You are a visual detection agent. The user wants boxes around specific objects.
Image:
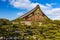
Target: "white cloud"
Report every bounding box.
[54,16,60,20]
[9,0,38,10]
[46,3,52,7]
[45,8,60,16]
[46,3,56,7]
[17,12,24,16]
[9,0,60,20]
[44,8,60,20]
[9,0,53,10]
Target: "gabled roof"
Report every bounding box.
[20,5,48,18]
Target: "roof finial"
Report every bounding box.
[36,5,40,8]
[37,5,39,6]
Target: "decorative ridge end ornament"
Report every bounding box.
[16,5,49,22]
[36,5,40,8]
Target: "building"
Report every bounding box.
[13,5,48,25]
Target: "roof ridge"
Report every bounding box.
[20,5,38,18]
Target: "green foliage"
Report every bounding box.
[0,18,60,40]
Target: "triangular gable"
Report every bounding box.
[19,5,48,21]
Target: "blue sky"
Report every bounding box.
[0,0,60,20]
